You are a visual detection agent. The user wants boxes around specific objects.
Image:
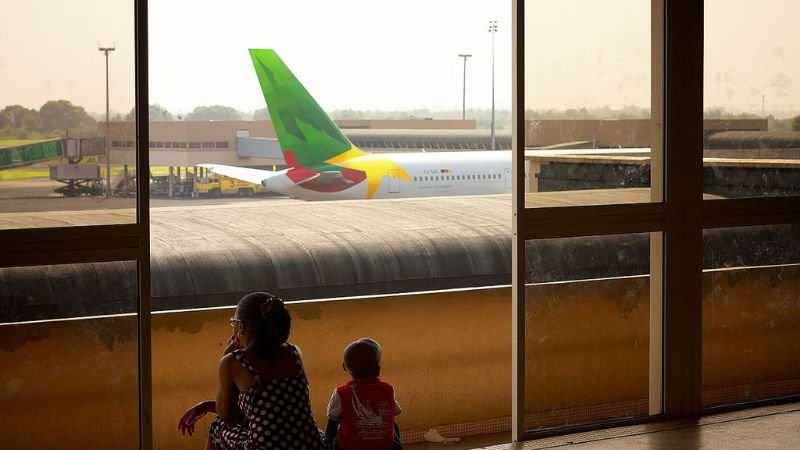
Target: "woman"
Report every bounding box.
[178,292,322,449]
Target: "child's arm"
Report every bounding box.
[324,418,339,443]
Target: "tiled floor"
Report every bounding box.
[407,402,800,450]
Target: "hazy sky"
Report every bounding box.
[1,0,797,117]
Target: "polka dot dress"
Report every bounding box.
[209,346,323,450]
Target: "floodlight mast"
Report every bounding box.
[99,44,116,197]
[488,20,497,150]
[458,54,472,120]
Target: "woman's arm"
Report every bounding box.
[177,400,216,436]
[215,353,238,422]
[324,418,339,443]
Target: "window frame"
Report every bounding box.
[512,0,800,442]
[0,1,152,449]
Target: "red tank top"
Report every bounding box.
[335,377,396,450]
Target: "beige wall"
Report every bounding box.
[100,119,477,167]
[1,265,798,449]
[100,119,476,147]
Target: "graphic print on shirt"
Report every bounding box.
[351,386,393,441]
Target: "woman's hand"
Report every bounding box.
[222,335,240,355]
[177,400,215,436]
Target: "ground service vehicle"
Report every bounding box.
[196,174,263,197]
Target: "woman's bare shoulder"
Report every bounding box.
[218,352,243,374]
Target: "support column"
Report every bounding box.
[168,166,174,198]
[192,166,198,198]
[123,164,131,196]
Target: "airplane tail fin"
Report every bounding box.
[249,49,361,168]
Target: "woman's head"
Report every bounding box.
[234,292,291,357]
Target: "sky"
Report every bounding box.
[0,0,797,117]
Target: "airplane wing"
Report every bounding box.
[197,163,275,185]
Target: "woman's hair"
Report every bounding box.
[236,292,291,357]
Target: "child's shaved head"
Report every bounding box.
[343,338,382,378]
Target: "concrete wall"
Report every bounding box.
[1,265,798,449]
[526,119,653,148]
[525,119,768,148]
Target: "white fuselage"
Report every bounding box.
[273,150,513,200]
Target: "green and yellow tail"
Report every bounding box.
[249,49,361,168]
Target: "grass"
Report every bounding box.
[0,163,150,181]
[0,167,51,180]
[0,161,56,180]
[0,161,175,181]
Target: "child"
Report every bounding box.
[325,338,403,450]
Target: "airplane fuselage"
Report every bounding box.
[269,150,512,200]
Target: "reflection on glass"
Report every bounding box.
[0,1,136,227]
[0,261,138,449]
[524,233,651,430]
[524,0,655,207]
[702,224,800,407]
[703,1,800,199]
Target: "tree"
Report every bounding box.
[151,104,174,121]
[185,105,242,121]
[0,105,39,129]
[39,100,95,131]
[253,107,270,120]
[125,104,175,122]
[791,115,800,131]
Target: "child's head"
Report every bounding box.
[343,338,382,378]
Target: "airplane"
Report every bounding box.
[201,49,512,201]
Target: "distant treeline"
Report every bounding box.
[4,101,798,140]
[0,101,97,140]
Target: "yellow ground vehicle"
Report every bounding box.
[196,174,264,197]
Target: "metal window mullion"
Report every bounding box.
[511,0,526,441]
[662,0,704,419]
[518,203,666,239]
[650,0,666,417]
[0,223,143,241]
[703,196,800,229]
[135,0,152,448]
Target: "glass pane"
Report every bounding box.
[148,0,517,309]
[0,1,136,228]
[149,1,514,447]
[525,233,652,430]
[0,261,138,448]
[703,224,800,407]
[703,1,800,199]
[524,1,658,208]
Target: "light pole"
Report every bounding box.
[488,20,497,150]
[458,54,472,120]
[99,44,115,197]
